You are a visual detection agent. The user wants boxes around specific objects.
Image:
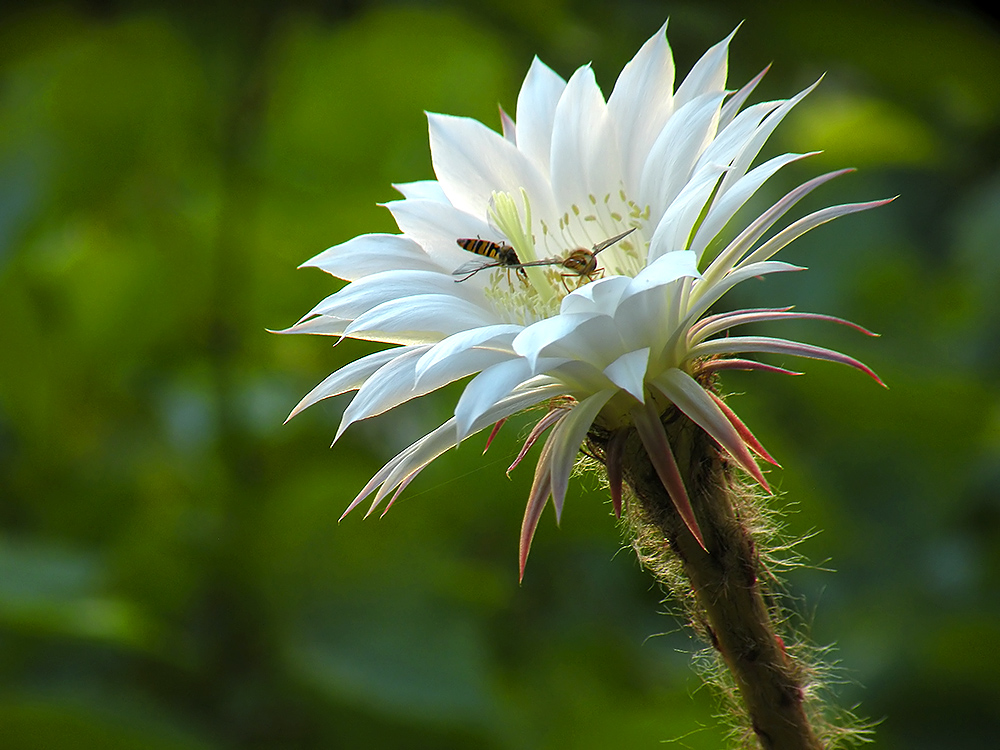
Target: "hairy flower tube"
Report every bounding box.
[282,22,886,580]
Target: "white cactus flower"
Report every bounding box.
[282,22,887,578]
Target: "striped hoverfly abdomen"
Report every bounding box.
[453,238,527,283]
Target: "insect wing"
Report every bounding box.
[452,259,498,277]
[591,227,637,256]
[515,257,561,269]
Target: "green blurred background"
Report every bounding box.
[2,0,999,747]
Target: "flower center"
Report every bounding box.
[537,189,649,279]
[485,188,651,323]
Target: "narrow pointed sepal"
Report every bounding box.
[508,405,568,474]
[499,105,516,143]
[652,368,771,493]
[483,419,506,454]
[519,440,555,582]
[706,390,780,467]
[696,358,804,377]
[546,391,616,522]
[606,428,627,518]
[632,399,707,551]
[690,335,886,387]
[380,472,419,517]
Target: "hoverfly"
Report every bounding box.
[452,238,528,283]
[518,227,637,289]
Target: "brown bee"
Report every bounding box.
[452,238,527,283]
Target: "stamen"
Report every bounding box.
[484,187,652,313]
[487,190,558,312]
[489,190,536,261]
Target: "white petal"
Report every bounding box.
[427,112,556,220]
[515,57,567,177]
[303,269,475,321]
[626,249,700,294]
[615,290,682,361]
[719,65,768,131]
[607,20,676,194]
[489,379,567,419]
[302,233,440,281]
[549,65,623,212]
[615,250,699,352]
[717,82,819,199]
[673,28,735,108]
[454,358,567,439]
[695,99,780,174]
[342,419,458,518]
[383,198,493,267]
[413,345,512,395]
[540,316,627,371]
[337,346,511,442]
[545,358,617,396]
[548,389,616,517]
[334,347,422,440]
[415,324,522,383]
[368,384,560,518]
[559,275,632,316]
[512,312,601,369]
[602,348,650,402]
[615,251,700,344]
[286,345,425,422]
[689,152,814,261]
[639,92,726,224]
[647,164,726,263]
[392,180,450,202]
[276,315,348,337]
[354,381,566,517]
[344,293,499,341]
[514,312,629,371]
